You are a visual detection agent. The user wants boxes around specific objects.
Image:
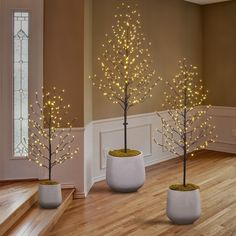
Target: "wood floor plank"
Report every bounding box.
[49,150,236,236]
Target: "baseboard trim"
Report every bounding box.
[93,175,106,183]
[0,178,38,183]
[73,190,86,199]
[61,183,76,189]
[145,155,177,167]
[207,146,236,155]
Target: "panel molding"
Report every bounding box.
[91,110,178,184]
[99,123,153,169]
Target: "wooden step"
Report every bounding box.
[0,182,38,236]
[6,189,75,236]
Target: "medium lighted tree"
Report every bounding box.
[154,59,217,186]
[27,87,79,181]
[91,2,161,152]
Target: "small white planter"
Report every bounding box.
[106,152,145,192]
[39,183,62,209]
[167,188,201,224]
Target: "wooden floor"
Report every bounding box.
[50,151,236,236]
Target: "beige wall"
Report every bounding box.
[84,0,93,125]
[203,0,236,106]
[92,0,203,120]
[44,0,84,127]
[43,0,236,124]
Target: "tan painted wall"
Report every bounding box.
[203,0,236,107]
[44,0,84,127]
[84,0,93,125]
[92,0,203,120]
[43,0,236,124]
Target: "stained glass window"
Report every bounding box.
[13,12,29,157]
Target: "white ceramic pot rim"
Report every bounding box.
[168,188,200,193]
[108,151,143,159]
[39,183,61,186]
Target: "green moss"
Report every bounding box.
[109,149,141,157]
[40,180,59,185]
[169,183,200,191]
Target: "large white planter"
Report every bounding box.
[106,152,145,192]
[167,188,201,224]
[39,183,62,209]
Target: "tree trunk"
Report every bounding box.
[183,81,187,187]
[123,27,130,153]
[48,112,52,181]
[123,85,128,153]
[183,141,187,187]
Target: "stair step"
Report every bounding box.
[6,189,75,236]
[0,182,38,235]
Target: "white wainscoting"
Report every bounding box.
[207,106,236,154]
[50,128,85,198]
[91,111,177,184]
[0,127,85,198]
[85,106,236,193]
[84,122,94,196]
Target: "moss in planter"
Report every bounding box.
[169,183,200,191]
[109,149,141,157]
[40,180,59,185]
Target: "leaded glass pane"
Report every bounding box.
[13,12,29,157]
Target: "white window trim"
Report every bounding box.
[0,0,43,161]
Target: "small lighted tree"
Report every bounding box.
[154,59,217,186]
[27,87,79,181]
[91,2,161,152]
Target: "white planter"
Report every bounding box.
[39,183,62,209]
[106,152,145,192]
[167,188,201,224]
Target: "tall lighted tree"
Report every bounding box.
[27,87,79,181]
[154,59,217,186]
[91,2,161,152]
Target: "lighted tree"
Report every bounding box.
[154,59,217,186]
[27,87,79,181]
[91,2,161,152]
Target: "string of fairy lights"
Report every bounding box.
[27,87,79,173]
[90,2,161,110]
[154,59,218,157]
